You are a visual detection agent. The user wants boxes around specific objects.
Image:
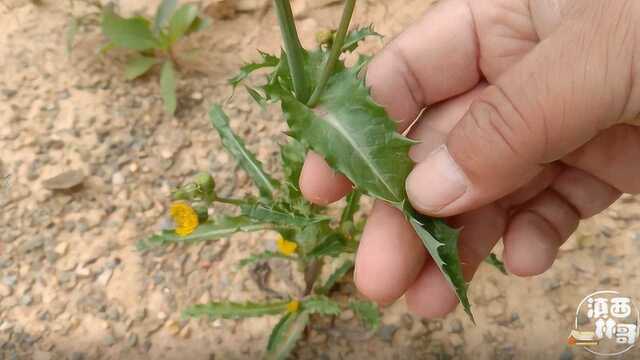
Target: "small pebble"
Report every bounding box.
[127,333,138,347]
[103,334,116,346]
[54,242,68,255]
[0,283,12,297]
[20,294,33,306]
[179,325,191,339]
[449,318,463,333]
[112,172,125,186]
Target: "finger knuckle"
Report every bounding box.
[463,85,535,162]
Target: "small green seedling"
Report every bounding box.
[141,0,507,357]
[100,0,209,114]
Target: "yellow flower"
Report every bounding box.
[286,300,300,313]
[276,234,297,256]
[170,201,199,236]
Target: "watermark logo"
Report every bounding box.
[568,290,640,356]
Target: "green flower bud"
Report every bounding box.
[315,29,334,47]
[193,172,216,200]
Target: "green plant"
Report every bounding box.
[140,104,378,357]
[141,0,507,357]
[99,0,209,114]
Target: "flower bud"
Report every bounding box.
[172,183,199,201]
[315,29,334,47]
[193,172,216,200]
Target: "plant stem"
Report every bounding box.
[215,197,245,206]
[307,0,356,107]
[274,0,310,103]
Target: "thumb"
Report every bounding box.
[406,6,640,217]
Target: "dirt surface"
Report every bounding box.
[1,0,640,359]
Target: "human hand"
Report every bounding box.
[299,0,640,318]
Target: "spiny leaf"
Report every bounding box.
[153,0,177,33]
[184,300,289,319]
[244,85,267,108]
[265,312,310,360]
[101,7,158,51]
[266,49,472,319]
[209,105,279,198]
[340,189,361,226]
[485,252,507,275]
[168,3,199,44]
[138,216,271,250]
[280,138,306,190]
[291,222,333,258]
[301,296,341,315]
[229,51,280,88]
[238,251,295,267]
[275,66,414,205]
[315,260,354,295]
[408,211,472,322]
[240,202,330,227]
[342,25,381,52]
[349,300,380,330]
[124,56,158,80]
[306,233,355,259]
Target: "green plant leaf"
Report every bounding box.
[209,105,279,198]
[408,212,472,321]
[138,216,271,250]
[340,189,361,226]
[263,49,472,319]
[306,233,355,259]
[185,15,210,35]
[160,60,177,114]
[280,138,306,190]
[238,251,295,267]
[98,41,115,55]
[240,202,330,227]
[301,296,341,316]
[290,222,332,258]
[124,56,158,80]
[65,17,79,55]
[275,66,414,205]
[349,300,380,330]
[342,25,381,52]
[168,4,199,44]
[229,51,280,88]
[184,300,290,319]
[154,0,177,33]
[244,85,267,108]
[485,252,507,275]
[315,260,354,295]
[265,312,310,360]
[101,7,158,50]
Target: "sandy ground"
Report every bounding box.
[1,0,640,359]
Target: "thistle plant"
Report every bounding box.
[141,0,506,357]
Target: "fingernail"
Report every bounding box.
[406,145,468,212]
